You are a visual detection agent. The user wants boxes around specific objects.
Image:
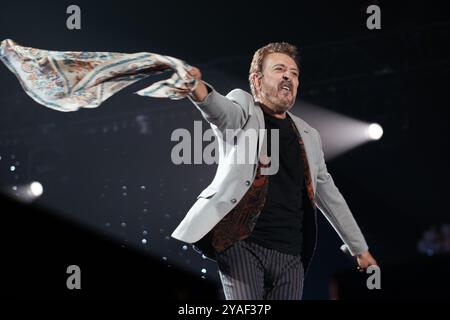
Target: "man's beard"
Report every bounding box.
[270,101,293,113]
[259,82,296,114]
[266,92,295,113]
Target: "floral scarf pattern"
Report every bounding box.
[0,39,197,112]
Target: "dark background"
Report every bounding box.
[0,0,449,299]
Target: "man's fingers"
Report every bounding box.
[186,70,195,79]
[187,67,201,80]
[186,67,195,76]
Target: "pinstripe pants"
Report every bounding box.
[216,240,304,300]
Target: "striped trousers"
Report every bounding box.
[216,240,304,300]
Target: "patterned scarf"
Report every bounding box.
[0,39,197,112]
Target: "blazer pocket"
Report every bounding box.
[197,187,218,199]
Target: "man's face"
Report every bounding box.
[255,52,299,114]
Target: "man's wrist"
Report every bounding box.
[189,81,209,102]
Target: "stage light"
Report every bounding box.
[291,101,385,159]
[2,181,44,203]
[367,123,383,140]
[29,181,43,197]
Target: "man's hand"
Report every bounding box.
[186,67,208,102]
[356,250,378,272]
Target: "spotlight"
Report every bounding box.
[291,101,386,159]
[29,181,43,197]
[367,123,383,140]
[3,181,44,203]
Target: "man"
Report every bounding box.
[171,42,377,300]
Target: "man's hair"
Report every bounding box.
[248,42,300,98]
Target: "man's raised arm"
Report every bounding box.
[186,67,251,132]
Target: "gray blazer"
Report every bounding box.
[171,84,369,256]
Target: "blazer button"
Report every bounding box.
[245,180,251,186]
[230,198,237,204]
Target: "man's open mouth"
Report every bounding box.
[280,82,292,92]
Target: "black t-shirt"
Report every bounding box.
[246,109,305,255]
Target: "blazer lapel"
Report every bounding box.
[287,112,316,204]
[254,103,266,158]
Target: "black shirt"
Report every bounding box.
[246,109,305,255]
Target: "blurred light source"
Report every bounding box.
[29,181,43,197]
[291,101,385,159]
[3,181,44,203]
[367,123,383,140]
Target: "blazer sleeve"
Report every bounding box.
[188,82,251,132]
[314,130,369,256]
